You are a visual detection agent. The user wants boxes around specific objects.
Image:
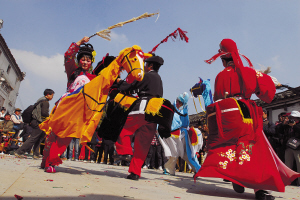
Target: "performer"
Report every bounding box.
[41,36,96,172]
[40,41,148,173]
[114,55,164,180]
[194,38,300,200]
[159,92,202,176]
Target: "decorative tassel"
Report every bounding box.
[149,28,189,54]
[145,98,165,117]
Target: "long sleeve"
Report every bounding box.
[65,42,80,80]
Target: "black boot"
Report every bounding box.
[255,190,275,200]
[127,172,139,181]
[232,182,245,193]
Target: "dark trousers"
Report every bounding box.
[85,143,96,161]
[94,145,104,163]
[145,145,162,168]
[103,139,114,164]
[16,120,44,156]
[285,148,300,185]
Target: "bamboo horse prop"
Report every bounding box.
[97,27,190,142]
[190,77,214,116]
[39,12,160,145]
[40,46,152,144]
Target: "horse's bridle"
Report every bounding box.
[82,49,144,113]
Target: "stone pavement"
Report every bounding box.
[0,154,299,200]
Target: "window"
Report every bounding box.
[7,65,11,74]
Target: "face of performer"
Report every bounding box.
[144,62,153,73]
[176,99,183,109]
[79,55,92,71]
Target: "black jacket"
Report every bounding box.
[119,70,163,113]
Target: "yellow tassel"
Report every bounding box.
[232,98,253,125]
[145,98,164,117]
[92,50,97,63]
[114,93,137,111]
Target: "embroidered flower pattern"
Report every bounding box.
[218,149,237,169]
[219,161,228,169]
[218,143,254,169]
[238,150,251,165]
[255,70,263,78]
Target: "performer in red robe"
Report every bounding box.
[194,39,300,200]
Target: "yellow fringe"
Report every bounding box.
[114,93,137,111]
[190,91,206,118]
[145,98,165,117]
[232,98,253,125]
[171,134,180,138]
[190,128,199,146]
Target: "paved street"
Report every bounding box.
[0,154,299,200]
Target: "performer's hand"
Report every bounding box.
[116,78,122,84]
[76,36,90,46]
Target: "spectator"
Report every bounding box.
[0,113,14,154]
[84,131,97,163]
[275,112,289,162]
[198,119,208,165]
[262,109,278,151]
[143,133,163,170]
[284,110,300,186]
[0,113,14,134]
[94,135,104,163]
[68,138,80,161]
[0,107,6,121]
[11,108,24,138]
[15,89,54,159]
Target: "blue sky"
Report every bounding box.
[1,0,300,114]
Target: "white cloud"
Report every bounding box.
[110,31,128,43]
[270,55,282,69]
[11,49,65,81]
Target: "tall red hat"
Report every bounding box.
[204,38,253,69]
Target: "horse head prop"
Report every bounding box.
[116,45,152,83]
[190,77,214,110]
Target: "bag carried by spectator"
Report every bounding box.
[22,100,46,123]
[286,137,300,150]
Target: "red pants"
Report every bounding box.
[115,114,156,177]
[41,132,72,169]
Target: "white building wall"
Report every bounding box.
[0,45,22,114]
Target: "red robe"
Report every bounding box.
[195,65,300,192]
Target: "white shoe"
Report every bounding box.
[158,166,163,171]
[74,159,79,161]
[91,160,95,163]
[0,152,4,155]
[143,165,148,169]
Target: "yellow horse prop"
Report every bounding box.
[40,45,151,144]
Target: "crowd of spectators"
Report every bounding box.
[1,102,300,180]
